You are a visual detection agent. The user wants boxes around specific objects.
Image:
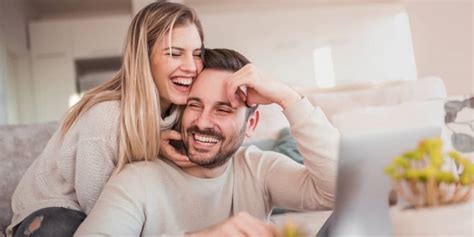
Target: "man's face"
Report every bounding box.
[181,69,249,168]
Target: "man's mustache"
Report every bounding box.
[186,126,225,141]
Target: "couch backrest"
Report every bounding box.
[245,76,447,144]
[0,122,58,234]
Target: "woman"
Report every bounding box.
[8,2,203,236]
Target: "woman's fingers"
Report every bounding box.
[161,129,182,140]
[160,130,196,168]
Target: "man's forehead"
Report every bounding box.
[189,69,244,108]
[189,69,232,96]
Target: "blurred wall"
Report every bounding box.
[2,0,471,124]
[0,0,34,124]
[191,2,418,87]
[405,0,473,95]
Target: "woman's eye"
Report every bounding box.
[166,52,181,57]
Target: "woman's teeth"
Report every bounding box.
[172,78,192,87]
[193,134,220,144]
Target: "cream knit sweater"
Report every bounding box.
[75,98,339,237]
[7,100,179,236]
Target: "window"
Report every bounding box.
[313,46,335,88]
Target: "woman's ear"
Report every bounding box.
[245,110,259,138]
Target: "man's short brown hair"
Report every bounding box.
[202,48,258,117]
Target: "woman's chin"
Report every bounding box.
[169,94,188,106]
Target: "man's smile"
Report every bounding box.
[191,132,222,150]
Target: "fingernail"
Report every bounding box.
[246,102,257,107]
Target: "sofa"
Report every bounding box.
[1,76,458,236]
[0,122,58,236]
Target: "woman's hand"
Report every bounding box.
[159,130,195,168]
[226,64,301,110]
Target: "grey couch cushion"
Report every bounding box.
[0,122,57,234]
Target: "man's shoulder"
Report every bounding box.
[109,159,166,185]
[236,146,294,170]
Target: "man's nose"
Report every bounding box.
[195,111,215,130]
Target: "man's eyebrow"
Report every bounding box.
[216,101,240,110]
[187,97,201,103]
[216,101,233,107]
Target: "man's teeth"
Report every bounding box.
[194,134,220,144]
[172,78,192,86]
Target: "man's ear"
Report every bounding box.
[245,110,259,138]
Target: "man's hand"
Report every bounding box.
[226,64,301,110]
[159,130,195,168]
[185,212,278,237]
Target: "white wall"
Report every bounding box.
[0,0,34,124]
[29,15,131,122]
[404,0,473,96]
[192,2,418,87]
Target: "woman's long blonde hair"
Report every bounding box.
[60,2,204,172]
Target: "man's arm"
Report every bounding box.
[226,64,339,210]
[263,97,339,210]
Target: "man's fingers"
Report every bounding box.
[232,213,274,237]
[236,89,247,104]
[232,217,262,237]
[266,223,280,237]
[226,75,253,108]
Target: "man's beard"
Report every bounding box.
[182,125,246,169]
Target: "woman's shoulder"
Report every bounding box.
[73,100,121,137]
[83,100,121,119]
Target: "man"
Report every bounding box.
[75,49,339,237]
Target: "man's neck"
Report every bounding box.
[181,161,230,179]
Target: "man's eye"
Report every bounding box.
[188,103,200,108]
[217,108,232,113]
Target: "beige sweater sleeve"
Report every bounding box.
[75,138,116,214]
[262,97,339,210]
[72,101,120,214]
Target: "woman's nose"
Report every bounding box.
[180,54,198,73]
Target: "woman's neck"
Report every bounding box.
[160,99,171,117]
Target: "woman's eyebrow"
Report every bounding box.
[162,47,184,51]
[162,47,202,52]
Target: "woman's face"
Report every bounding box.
[151,23,203,111]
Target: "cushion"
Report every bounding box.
[444,95,474,161]
[247,77,447,145]
[0,122,58,234]
[330,99,445,133]
[306,76,446,119]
